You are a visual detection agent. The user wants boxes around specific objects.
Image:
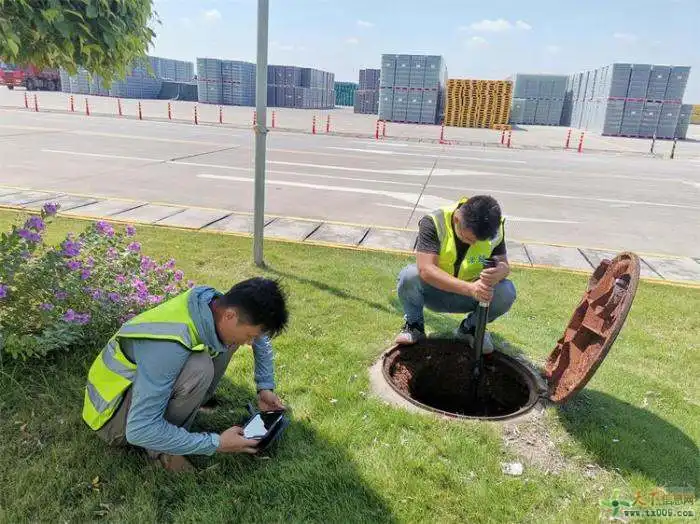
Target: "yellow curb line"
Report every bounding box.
[3,204,699,289]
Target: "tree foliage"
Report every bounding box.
[0,0,158,84]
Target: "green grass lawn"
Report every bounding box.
[0,210,698,523]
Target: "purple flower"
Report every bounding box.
[66,260,81,271]
[43,202,59,216]
[55,291,68,300]
[0,284,8,299]
[140,256,156,273]
[20,250,31,260]
[107,247,118,259]
[80,269,91,280]
[85,257,95,269]
[187,280,195,289]
[61,239,81,258]
[62,309,76,322]
[120,313,136,323]
[40,303,54,311]
[91,289,102,300]
[18,228,41,243]
[25,216,45,232]
[76,313,91,325]
[127,242,141,253]
[173,270,184,282]
[148,295,163,305]
[126,225,136,237]
[95,221,115,237]
[115,274,126,284]
[108,292,121,303]
[165,259,176,270]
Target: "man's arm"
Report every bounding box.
[251,335,275,392]
[124,339,220,456]
[480,239,510,286]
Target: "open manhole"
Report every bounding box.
[375,252,641,421]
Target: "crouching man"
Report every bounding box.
[395,195,516,351]
[82,277,289,472]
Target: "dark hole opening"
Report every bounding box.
[384,339,539,420]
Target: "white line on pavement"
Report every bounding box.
[327,147,528,164]
[41,149,163,162]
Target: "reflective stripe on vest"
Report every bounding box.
[82,289,207,431]
[429,197,505,282]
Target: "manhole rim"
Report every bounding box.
[380,343,545,421]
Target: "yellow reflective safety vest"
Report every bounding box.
[82,289,207,431]
[428,197,505,282]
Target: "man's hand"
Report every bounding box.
[257,389,285,411]
[480,262,509,287]
[469,279,494,303]
[217,426,260,454]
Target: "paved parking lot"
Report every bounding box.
[0,90,699,266]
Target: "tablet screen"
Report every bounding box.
[243,412,283,439]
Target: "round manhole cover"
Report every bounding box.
[382,338,542,421]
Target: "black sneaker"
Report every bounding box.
[395,322,425,346]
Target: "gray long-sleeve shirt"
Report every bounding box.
[121,286,275,456]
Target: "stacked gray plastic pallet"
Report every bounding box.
[378,54,446,124]
[267,65,335,109]
[508,74,567,126]
[563,63,691,139]
[675,104,693,139]
[60,55,191,99]
[354,68,380,114]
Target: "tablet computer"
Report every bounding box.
[242,408,290,452]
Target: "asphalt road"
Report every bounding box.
[1,107,699,257]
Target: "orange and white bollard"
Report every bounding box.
[271,111,276,128]
[85,98,90,116]
[312,115,317,134]
[375,120,380,140]
[507,130,512,148]
[24,92,28,109]
[70,95,75,112]
[219,106,223,124]
[500,129,506,145]
[440,124,446,143]
[578,131,585,153]
[194,105,199,125]
[33,94,39,112]
[382,120,387,137]
[167,102,172,120]
[138,101,142,120]
[117,98,123,117]
[565,128,572,149]
[253,111,257,126]
[326,114,331,133]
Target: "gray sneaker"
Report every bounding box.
[454,321,494,354]
[395,322,426,346]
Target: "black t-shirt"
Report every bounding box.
[416,215,506,277]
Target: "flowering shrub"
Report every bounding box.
[0,204,194,360]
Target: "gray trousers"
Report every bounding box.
[96,347,236,451]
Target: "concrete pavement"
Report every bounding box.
[1,184,699,284]
[1,96,699,264]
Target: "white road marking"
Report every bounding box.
[197,173,422,205]
[327,146,528,164]
[41,149,162,162]
[377,203,582,223]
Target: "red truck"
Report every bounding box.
[0,64,61,91]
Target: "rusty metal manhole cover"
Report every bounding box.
[544,252,641,403]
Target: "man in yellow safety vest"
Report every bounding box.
[394,195,516,351]
[82,277,289,472]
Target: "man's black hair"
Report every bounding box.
[456,195,502,240]
[220,277,289,338]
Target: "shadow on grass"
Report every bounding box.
[0,354,397,523]
[556,389,699,487]
[264,265,396,315]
